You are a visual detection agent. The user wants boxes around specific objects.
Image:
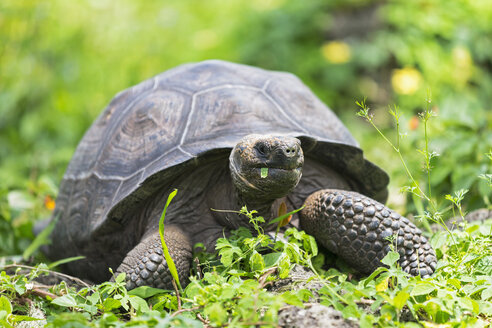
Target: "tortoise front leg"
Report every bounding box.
[300,189,437,277]
[115,225,192,290]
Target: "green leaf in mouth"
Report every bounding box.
[260,167,268,178]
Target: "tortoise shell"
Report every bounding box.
[51,60,388,256]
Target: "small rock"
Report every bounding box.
[16,305,47,328]
[269,265,324,300]
[278,304,358,328]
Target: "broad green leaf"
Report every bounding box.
[482,287,492,300]
[0,317,13,328]
[13,279,26,295]
[376,277,389,292]
[430,231,448,249]
[302,234,318,256]
[278,254,291,279]
[284,243,301,263]
[341,304,360,319]
[129,286,168,298]
[411,282,436,296]
[0,296,12,315]
[458,298,480,314]
[381,251,400,267]
[51,294,78,308]
[115,272,126,284]
[446,278,461,290]
[102,298,122,312]
[219,287,237,300]
[204,303,227,325]
[129,295,150,314]
[249,250,265,272]
[281,291,304,307]
[380,303,397,319]
[263,252,282,267]
[359,313,376,328]
[393,291,410,310]
[297,289,314,302]
[79,304,98,315]
[215,239,233,249]
[86,291,100,305]
[220,249,234,267]
[118,294,130,311]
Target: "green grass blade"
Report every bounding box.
[48,256,86,269]
[158,189,182,291]
[269,206,305,225]
[23,214,59,260]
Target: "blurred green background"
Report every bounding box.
[1,0,491,255]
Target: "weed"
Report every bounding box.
[158,189,182,292]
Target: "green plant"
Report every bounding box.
[158,189,182,292]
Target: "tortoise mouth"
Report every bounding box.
[254,166,302,176]
[252,161,302,171]
[252,165,302,184]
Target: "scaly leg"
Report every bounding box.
[115,225,192,289]
[300,189,437,277]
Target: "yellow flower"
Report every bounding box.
[321,41,351,64]
[391,67,422,95]
[44,195,56,211]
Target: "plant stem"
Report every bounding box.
[306,259,350,305]
[424,92,432,200]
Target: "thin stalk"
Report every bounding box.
[306,259,350,305]
[367,116,430,204]
[423,93,432,200]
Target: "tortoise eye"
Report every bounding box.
[256,143,267,155]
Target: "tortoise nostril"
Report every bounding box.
[284,146,297,157]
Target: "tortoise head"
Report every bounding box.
[229,134,304,200]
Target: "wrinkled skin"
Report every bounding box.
[116,134,437,289]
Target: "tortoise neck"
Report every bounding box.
[234,187,284,232]
[209,168,282,232]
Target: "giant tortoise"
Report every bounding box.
[43,60,437,289]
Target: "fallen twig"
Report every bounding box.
[171,306,201,317]
[1,264,91,288]
[258,267,277,289]
[196,313,210,326]
[31,287,58,300]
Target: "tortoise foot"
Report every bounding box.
[300,189,437,277]
[115,225,192,290]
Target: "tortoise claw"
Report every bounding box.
[300,189,437,276]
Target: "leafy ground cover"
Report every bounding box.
[1,212,491,327]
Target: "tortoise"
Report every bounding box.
[43,60,437,289]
